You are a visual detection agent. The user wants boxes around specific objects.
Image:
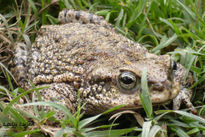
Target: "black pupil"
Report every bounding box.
[120,76,133,84]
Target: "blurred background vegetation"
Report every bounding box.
[0,0,204,136]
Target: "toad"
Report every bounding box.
[9,10,196,116]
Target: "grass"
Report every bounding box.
[0,0,205,136]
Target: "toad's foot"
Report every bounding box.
[173,87,197,114]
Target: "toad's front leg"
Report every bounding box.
[173,87,197,114]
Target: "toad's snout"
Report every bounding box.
[148,80,180,104]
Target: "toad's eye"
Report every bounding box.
[118,71,137,90]
[171,60,177,71]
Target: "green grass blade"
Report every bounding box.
[54,127,75,137]
[61,0,73,9]
[102,104,125,115]
[142,121,152,137]
[175,0,196,20]
[95,10,110,16]
[40,110,56,121]
[85,127,136,137]
[174,110,205,124]
[151,33,177,53]
[0,127,6,137]
[79,104,126,129]
[155,110,205,124]
[15,107,40,121]
[21,4,31,32]
[27,0,38,19]
[3,86,48,114]
[46,15,58,24]
[139,69,153,119]
[187,128,200,135]
[148,125,162,137]
[81,124,119,132]
[0,85,15,97]
[79,114,102,129]
[40,0,46,25]
[115,8,124,27]
[7,107,27,124]
[5,70,14,91]
[21,101,75,124]
[13,129,40,137]
[173,127,189,137]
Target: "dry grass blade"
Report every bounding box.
[40,125,61,137]
[0,43,11,63]
[109,110,144,127]
[39,0,59,15]
[160,123,167,137]
[0,62,18,85]
[0,14,14,43]
[0,34,11,44]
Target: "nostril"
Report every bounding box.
[164,81,171,90]
[185,82,191,87]
[152,81,171,91]
[152,83,164,91]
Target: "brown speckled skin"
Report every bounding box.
[9,10,195,116]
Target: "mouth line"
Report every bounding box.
[121,100,172,109]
